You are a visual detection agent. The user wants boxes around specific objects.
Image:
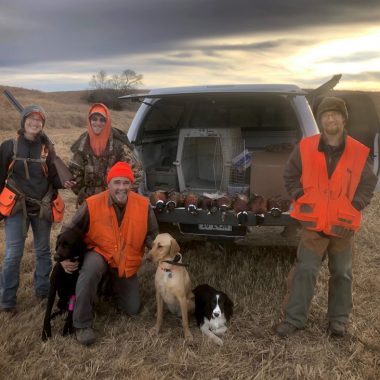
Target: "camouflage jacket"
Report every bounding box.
[69,128,143,205]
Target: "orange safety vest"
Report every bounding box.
[291,134,369,236]
[85,190,149,278]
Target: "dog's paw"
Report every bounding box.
[41,328,51,341]
[214,327,227,337]
[206,334,223,346]
[214,336,224,346]
[184,330,193,342]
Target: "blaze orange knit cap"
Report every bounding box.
[106,162,135,184]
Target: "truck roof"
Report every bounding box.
[120,84,306,99]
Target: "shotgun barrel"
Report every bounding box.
[3,89,24,113]
[2,89,73,184]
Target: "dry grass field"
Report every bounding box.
[0,86,380,379]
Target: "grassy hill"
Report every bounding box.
[0,85,138,133]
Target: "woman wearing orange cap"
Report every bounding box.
[69,103,143,206]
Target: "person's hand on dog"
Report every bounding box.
[60,259,79,274]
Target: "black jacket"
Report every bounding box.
[0,132,62,215]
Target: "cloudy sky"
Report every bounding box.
[1,0,380,92]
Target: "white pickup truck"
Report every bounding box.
[122,76,380,241]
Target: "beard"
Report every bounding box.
[323,124,343,136]
[113,190,128,205]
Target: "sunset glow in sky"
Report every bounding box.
[1,0,380,92]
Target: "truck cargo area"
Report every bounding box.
[137,93,302,199]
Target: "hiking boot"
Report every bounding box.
[327,321,346,337]
[276,321,299,338]
[75,328,96,346]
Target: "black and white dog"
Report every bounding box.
[193,284,234,346]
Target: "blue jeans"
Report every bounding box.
[0,212,52,309]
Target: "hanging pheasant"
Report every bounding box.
[149,190,167,213]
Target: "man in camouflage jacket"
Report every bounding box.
[69,103,143,206]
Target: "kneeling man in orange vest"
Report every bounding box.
[276,97,378,338]
[60,162,158,346]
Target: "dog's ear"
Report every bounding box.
[55,233,62,247]
[54,233,62,260]
[169,238,180,257]
[224,294,234,319]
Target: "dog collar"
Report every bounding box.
[160,266,172,273]
[162,253,188,267]
[159,265,174,279]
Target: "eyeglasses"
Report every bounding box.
[90,116,107,123]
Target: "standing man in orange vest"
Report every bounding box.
[59,162,158,346]
[276,97,378,338]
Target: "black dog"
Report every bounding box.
[42,228,87,341]
[193,284,234,346]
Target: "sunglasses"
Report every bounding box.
[90,116,107,123]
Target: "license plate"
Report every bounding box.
[198,224,232,232]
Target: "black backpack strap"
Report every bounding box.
[7,136,49,180]
[6,138,17,179]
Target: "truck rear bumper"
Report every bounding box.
[155,207,299,237]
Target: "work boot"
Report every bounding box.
[75,328,96,346]
[276,321,299,338]
[327,321,346,337]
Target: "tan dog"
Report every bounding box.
[147,233,194,341]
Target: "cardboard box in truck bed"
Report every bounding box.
[250,151,291,199]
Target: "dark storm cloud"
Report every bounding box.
[168,53,194,59]
[1,0,380,67]
[199,38,319,55]
[148,57,229,70]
